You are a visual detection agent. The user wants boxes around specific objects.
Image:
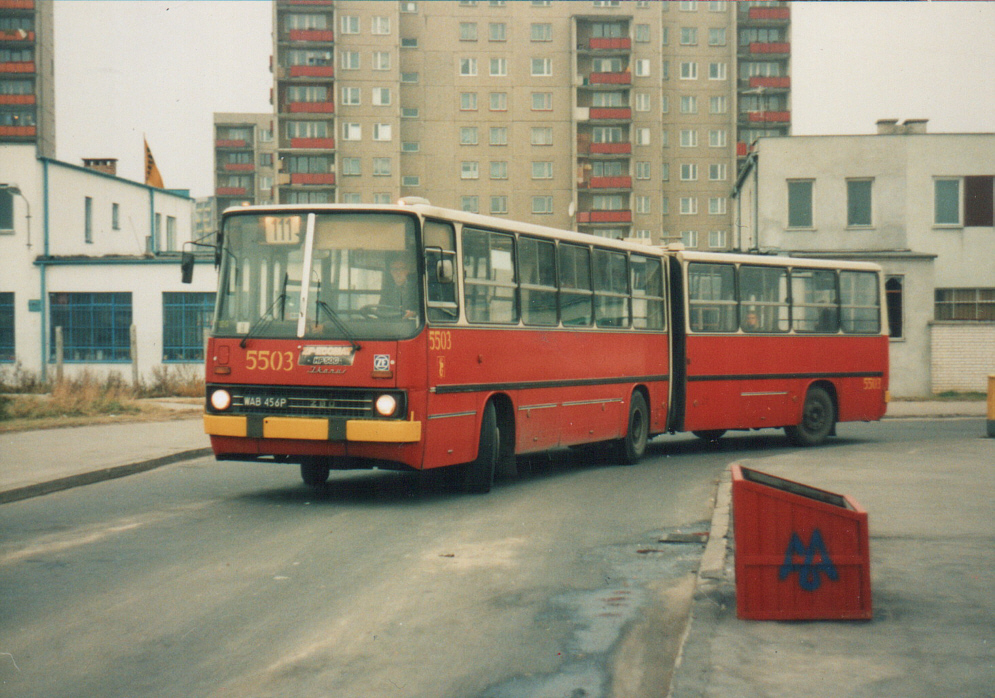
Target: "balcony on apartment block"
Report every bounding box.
[285,101,335,114]
[746,111,791,123]
[589,142,632,155]
[216,138,249,148]
[745,76,790,90]
[0,0,36,9]
[0,61,35,74]
[578,176,632,190]
[0,125,35,137]
[587,37,631,50]
[290,173,335,185]
[576,210,632,224]
[743,6,790,23]
[0,30,34,41]
[222,162,255,172]
[286,29,334,43]
[288,64,334,79]
[287,137,335,150]
[587,72,631,86]
[747,42,790,56]
[216,187,248,197]
[0,94,34,105]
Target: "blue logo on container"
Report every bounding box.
[778,529,839,591]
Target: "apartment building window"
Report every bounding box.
[847,179,873,227]
[680,96,698,113]
[709,129,727,147]
[634,93,651,112]
[402,108,419,119]
[531,92,552,111]
[788,180,814,228]
[401,72,419,84]
[162,292,214,362]
[402,176,421,187]
[593,126,623,143]
[342,193,362,204]
[635,24,650,42]
[84,197,93,243]
[490,127,508,146]
[489,23,507,41]
[636,196,651,214]
[710,96,728,114]
[373,158,392,176]
[401,2,418,12]
[490,57,508,76]
[661,163,670,181]
[533,196,553,214]
[285,191,331,204]
[681,231,698,248]
[531,127,553,145]
[531,23,552,41]
[461,162,480,179]
[934,178,960,225]
[490,92,508,111]
[680,62,698,80]
[341,87,360,105]
[49,292,132,362]
[373,88,392,106]
[709,1,727,11]
[461,92,478,110]
[287,155,331,174]
[288,85,329,103]
[935,288,995,322]
[636,162,651,180]
[680,197,698,214]
[460,196,479,213]
[373,124,392,141]
[709,163,728,181]
[342,122,361,141]
[373,52,391,71]
[372,17,390,35]
[532,162,553,179]
[708,230,727,249]
[112,203,120,230]
[166,216,177,251]
[593,195,625,211]
[342,158,361,176]
[680,1,698,10]
[935,176,994,227]
[661,26,669,46]
[680,164,698,181]
[709,27,727,46]
[708,198,726,215]
[0,292,12,362]
[401,37,418,48]
[593,57,624,73]
[340,16,359,34]
[532,0,551,6]
[460,127,479,145]
[661,95,670,113]
[680,130,698,148]
[460,58,478,76]
[401,141,420,153]
[635,59,651,77]
[490,161,508,179]
[680,27,698,45]
[592,162,624,178]
[531,58,552,76]
[708,62,727,80]
[459,22,478,41]
[635,128,651,146]
[490,196,509,215]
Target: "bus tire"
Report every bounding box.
[785,386,835,447]
[693,430,726,442]
[300,460,330,487]
[616,391,649,465]
[460,402,499,494]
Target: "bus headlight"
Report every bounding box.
[375,394,398,417]
[210,389,232,412]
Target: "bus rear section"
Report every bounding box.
[668,251,888,445]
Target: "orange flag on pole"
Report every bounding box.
[144,137,164,188]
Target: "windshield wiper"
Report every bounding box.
[239,294,287,349]
[315,300,362,353]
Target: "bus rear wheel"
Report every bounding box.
[785,386,835,447]
[615,392,649,465]
[459,402,499,494]
[300,460,330,487]
[692,430,726,443]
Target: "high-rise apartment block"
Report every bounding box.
[258,0,790,250]
[0,0,55,158]
[213,112,279,213]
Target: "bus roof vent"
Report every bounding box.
[398,196,431,206]
[666,242,686,251]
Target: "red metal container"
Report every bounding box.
[731,464,872,620]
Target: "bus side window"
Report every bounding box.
[631,255,666,330]
[840,271,881,334]
[519,236,558,326]
[687,263,736,332]
[463,227,519,324]
[739,265,789,333]
[792,269,839,333]
[558,244,593,326]
[424,220,459,323]
[594,248,630,328]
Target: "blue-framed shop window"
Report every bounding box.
[163,292,215,362]
[0,292,14,362]
[49,292,132,362]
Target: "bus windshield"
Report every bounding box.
[215,211,421,341]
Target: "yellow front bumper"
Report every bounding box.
[204,414,422,443]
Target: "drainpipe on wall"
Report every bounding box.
[39,159,50,383]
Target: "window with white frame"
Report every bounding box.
[635,93,651,112]
[635,24,650,42]
[342,122,361,141]
[401,1,418,12]
[461,196,479,213]
[531,23,552,41]
[709,163,727,181]
[401,141,419,152]
[372,16,390,35]
[681,230,698,248]
[709,129,727,147]
[709,27,727,45]
[373,192,392,205]
[490,57,507,76]
[710,95,728,114]
[401,37,418,48]
[461,161,479,179]
[460,127,479,145]
[680,27,698,45]
[460,22,478,41]
[342,158,361,175]
[532,196,553,214]
[460,58,478,76]
[340,50,360,70]
[680,197,698,214]
[709,62,727,80]
[661,197,669,214]
[531,127,553,145]
[680,163,698,181]
[680,129,698,147]
[636,128,651,146]
[490,92,508,111]
[532,92,552,110]
[373,158,391,176]
[490,196,508,214]
[636,162,651,179]
[708,230,727,248]
[373,88,391,106]
[531,58,552,76]
[402,175,420,187]
[490,127,508,145]
[680,95,698,113]
[635,59,651,77]
[373,52,391,70]
[661,163,670,181]
[680,62,698,79]
[708,197,726,215]
[340,16,359,34]
[636,195,651,214]
[401,72,418,83]
[661,95,670,113]
[460,92,478,110]
[489,22,506,41]
[532,161,553,179]
[402,107,419,118]
[490,161,508,179]
[341,87,360,105]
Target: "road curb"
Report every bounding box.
[0,448,213,505]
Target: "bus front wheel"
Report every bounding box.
[616,392,649,465]
[459,402,499,494]
[785,386,835,447]
[300,460,330,487]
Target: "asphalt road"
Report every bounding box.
[0,421,955,698]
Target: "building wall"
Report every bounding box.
[931,324,995,393]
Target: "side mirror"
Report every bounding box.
[436,259,454,284]
[180,251,195,284]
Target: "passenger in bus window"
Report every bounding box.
[743,308,760,332]
[381,256,419,318]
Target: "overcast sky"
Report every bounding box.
[53,1,995,198]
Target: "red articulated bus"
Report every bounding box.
[185,202,887,493]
